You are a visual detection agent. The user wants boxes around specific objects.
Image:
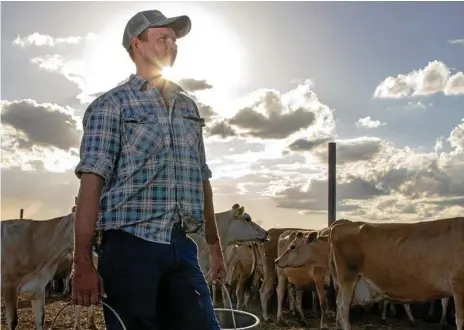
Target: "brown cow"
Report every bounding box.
[276,225,425,328]
[1,214,75,330]
[224,243,256,310]
[328,218,463,330]
[275,230,330,328]
[258,227,305,321]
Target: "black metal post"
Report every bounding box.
[327,142,337,309]
[328,142,336,225]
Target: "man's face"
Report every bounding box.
[137,27,178,68]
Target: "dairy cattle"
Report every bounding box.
[189,203,269,307]
[1,214,75,330]
[275,229,331,327]
[224,243,256,309]
[257,227,304,321]
[275,225,428,328]
[328,218,463,330]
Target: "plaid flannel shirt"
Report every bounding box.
[75,74,212,244]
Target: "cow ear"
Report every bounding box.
[306,231,318,243]
[238,206,245,216]
[232,203,240,210]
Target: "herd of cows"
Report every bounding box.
[1,203,463,330]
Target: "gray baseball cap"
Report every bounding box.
[122,10,191,51]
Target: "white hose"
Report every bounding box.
[49,300,126,330]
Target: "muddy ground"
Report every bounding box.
[1,295,451,329]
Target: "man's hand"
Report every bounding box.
[207,242,226,281]
[71,259,105,307]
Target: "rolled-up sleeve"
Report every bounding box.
[75,98,121,183]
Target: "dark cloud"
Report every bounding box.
[288,137,331,152]
[206,86,329,140]
[1,99,81,151]
[315,137,383,164]
[206,120,237,138]
[178,78,213,92]
[273,177,388,213]
[228,106,315,139]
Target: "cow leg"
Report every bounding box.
[221,284,230,309]
[314,278,329,329]
[31,291,45,330]
[3,285,19,330]
[211,282,218,307]
[276,269,288,324]
[338,278,357,330]
[73,305,82,330]
[403,304,415,326]
[235,277,246,310]
[440,297,449,327]
[389,301,396,316]
[243,290,251,308]
[380,300,388,324]
[295,288,307,325]
[428,299,436,319]
[311,291,318,313]
[63,275,71,295]
[88,305,98,330]
[287,284,296,315]
[453,292,464,330]
[259,275,275,322]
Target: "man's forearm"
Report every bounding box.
[74,173,104,264]
[203,179,220,246]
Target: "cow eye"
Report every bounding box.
[290,245,295,250]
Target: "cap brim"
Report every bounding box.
[152,15,191,39]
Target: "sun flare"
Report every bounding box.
[80,4,247,112]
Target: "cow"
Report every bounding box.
[275,226,425,328]
[189,203,269,307]
[257,227,304,322]
[224,243,256,310]
[1,214,75,330]
[275,230,331,328]
[327,217,463,330]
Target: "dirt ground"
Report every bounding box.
[1,295,449,330]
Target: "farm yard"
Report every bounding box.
[1,294,455,330]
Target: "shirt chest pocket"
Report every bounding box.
[121,114,163,156]
[179,109,204,150]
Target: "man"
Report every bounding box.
[72,9,225,330]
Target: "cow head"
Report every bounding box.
[275,229,329,268]
[220,203,269,246]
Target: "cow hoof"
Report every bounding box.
[408,320,416,327]
[276,318,286,326]
[380,319,387,325]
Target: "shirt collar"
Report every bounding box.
[128,74,184,93]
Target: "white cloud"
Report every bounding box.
[355,116,386,128]
[373,60,464,98]
[13,32,96,47]
[449,39,464,45]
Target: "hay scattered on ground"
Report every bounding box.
[1,295,444,329]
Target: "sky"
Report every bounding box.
[1,1,463,230]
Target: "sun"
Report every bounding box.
[162,67,178,81]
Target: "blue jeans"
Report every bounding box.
[98,227,220,330]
